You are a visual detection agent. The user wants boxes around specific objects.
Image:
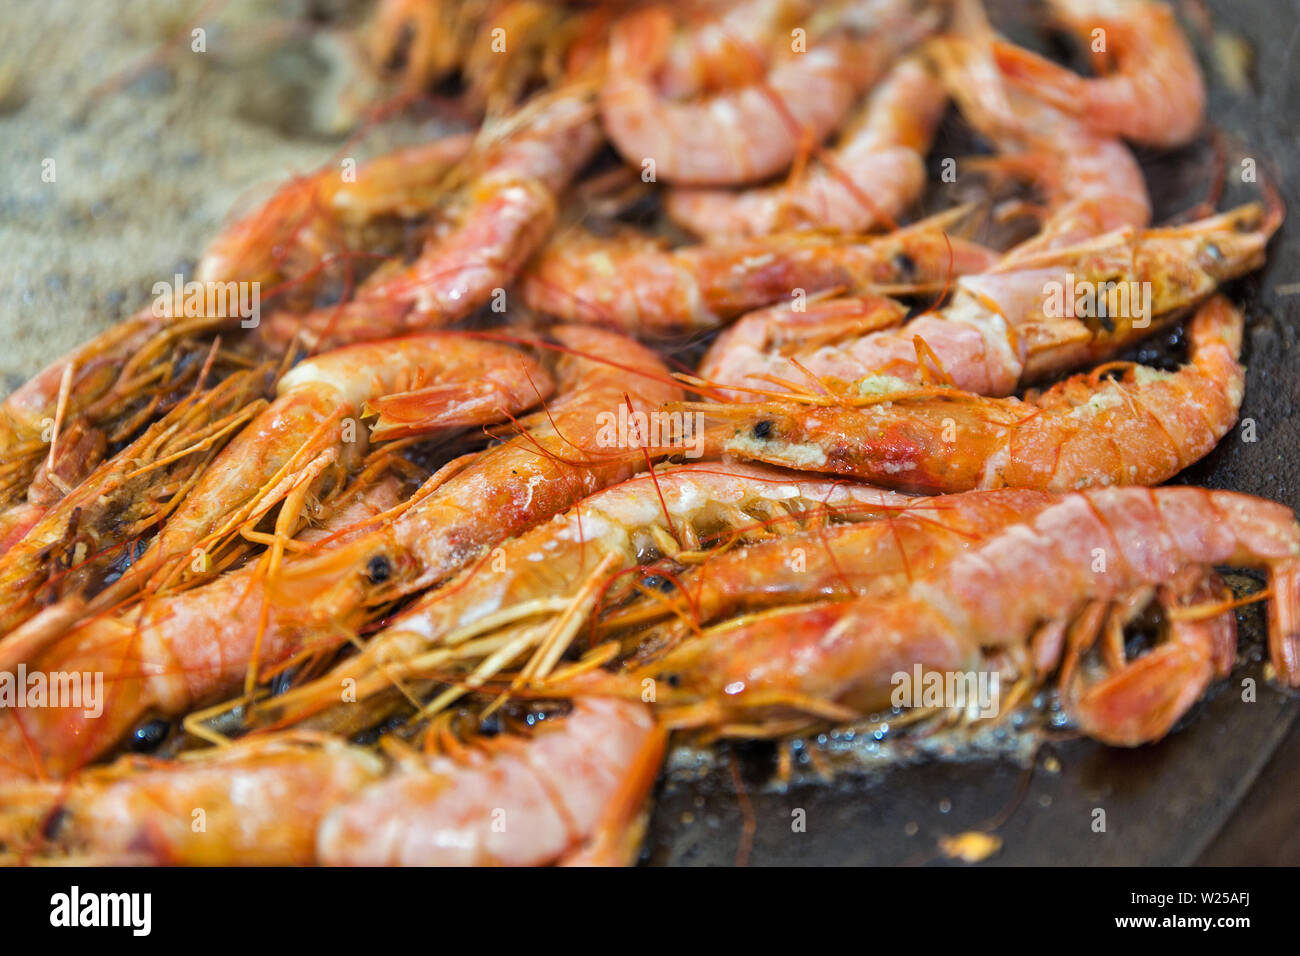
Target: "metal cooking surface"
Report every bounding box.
[645,0,1300,866]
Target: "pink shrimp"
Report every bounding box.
[258,88,603,351]
[991,0,1207,149]
[598,0,928,185]
[666,56,948,238]
[646,485,1300,743]
[520,213,999,336]
[318,696,665,866]
[693,294,1245,494]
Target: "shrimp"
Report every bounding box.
[0,696,663,866]
[666,56,948,238]
[692,294,1244,494]
[0,733,383,865]
[599,0,928,185]
[927,1,1152,258]
[195,134,475,293]
[247,462,914,733]
[990,0,1207,149]
[0,326,678,782]
[318,695,665,866]
[602,487,1061,645]
[699,199,1275,399]
[258,88,604,352]
[520,212,999,336]
[0,367,275,639]
[6,334,553,658]
[643,485,1300,742]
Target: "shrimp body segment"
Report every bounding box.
[666,56,949,238]
[318,697,665,866]
[651,486,1300,741]
[521,219,998,336]
[697,295,1245,494]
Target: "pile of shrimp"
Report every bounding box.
[0,0,1293,866]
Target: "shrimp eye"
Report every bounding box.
[752,419,775,440]
[366,554,392,584]
[129,718,171,753]
[892,251,917,280]
[41,806,68,841]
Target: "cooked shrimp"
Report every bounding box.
[645,485,1300,741]
[700,199,1275,399]
[0,326,678,781]
[520,213,999,336]
[195,134,475,291]
[991,0,1206,149]
[694,294,1244,494]
[318,696,665,866]
[0,367,275,639]
[249,462,913,732]
[0,474,406,784]
[259,89,603,351]
[599,1,891,185]
[65,334,552,619]
[928,2,1151,258]
[0,734,383,864]
[666,56,948,237]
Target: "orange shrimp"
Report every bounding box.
[692,294,1244,494]
[0,696,663,866]
[0,326,678,782]
[928,0,1152,258]
[666,56,948,238]
[195,134,475,292]
[520,213,999,336]
[0,733,383,864]
[248,462,914,732]
[598,0,928,185]
[0,475,405,785]
[645,485,1300,742]
[7,334,553,645]
[258,88,603,351]
[318,696,665,866]
[0,368,275,639]
[990,0,1207,149]
[699,199,1275,399]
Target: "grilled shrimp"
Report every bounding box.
[700,199,1275,399]
[0,696,662,866]
[318,695,665,866]
[990,0,1206,149]
[247,462,913,732]
[695,294,1244,494]
[645,485,1300,742]
[0,326,678,781]
[0,368,275,639]
[600,0,905,186]
[259,89,603,351]
[928,1,1151,258]
[46,335,552,627]
[520,213,998,336]
[0,734,383,865]
[666,56,948,238]
[0,475,406,784]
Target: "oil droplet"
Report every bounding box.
[939,831,1003,863]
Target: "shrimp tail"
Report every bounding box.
[1268,560,1300,687]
